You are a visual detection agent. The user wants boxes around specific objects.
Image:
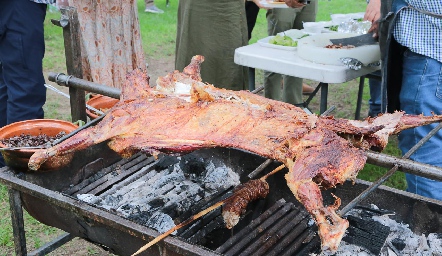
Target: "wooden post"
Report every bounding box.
[59,7,87,123]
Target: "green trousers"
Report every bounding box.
[264,1,318,105]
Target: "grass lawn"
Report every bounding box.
[0,0,404,255]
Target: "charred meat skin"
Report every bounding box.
[222,179,270,229]
[28,55,442,252]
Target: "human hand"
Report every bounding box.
[368,20,379,39]
[364,0,380,39]
[251,0,269,9]
[364,0,381,22]
[284,0,306,9]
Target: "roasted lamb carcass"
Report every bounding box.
[28,55,442,252]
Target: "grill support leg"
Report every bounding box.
[8,188,75,256]
[9,188,27,256]
[355,76,365,120]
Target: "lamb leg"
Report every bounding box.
[285,128,366,251]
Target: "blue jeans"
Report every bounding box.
[398,49,442,201]
[368,70,382,117]
[0,0,47,167]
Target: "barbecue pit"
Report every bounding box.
[2,142,442,256]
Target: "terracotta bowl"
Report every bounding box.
[0,119,78,172]
[86,95,119,120]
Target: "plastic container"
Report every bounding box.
[303,22,324,34]
[330,14,352,25]
[297,33,381,66]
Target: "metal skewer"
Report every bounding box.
[0,146,47,151]
[44,83,104,115]
[339,122,442,216]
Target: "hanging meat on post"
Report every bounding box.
[28,55,442,252]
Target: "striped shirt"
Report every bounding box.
[30,0,56,4]
[393,0,442,62]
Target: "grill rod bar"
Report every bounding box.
[339,122,442,216]
[216,199,286,253]
[223,203,293,256]
[243,209,308,256]
[240,209,300,256]
[365,151,442,181]
[266,216,310,256]
[48,72,121,99]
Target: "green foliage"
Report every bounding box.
[43,11,67,74]
[136,0,177,59]
[0,185,13,248]
[87,247,99,255]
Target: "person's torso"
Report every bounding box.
[393,0,442,62]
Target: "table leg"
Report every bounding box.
[355,76,365,120]
[248,67,255,91]
[319,82,328,114]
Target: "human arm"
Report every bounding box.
[364,0,381,38]
[364,0,381,22]
[246,0,269,9]
[284,0,306,9]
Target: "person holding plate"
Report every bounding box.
[264,0,318,105]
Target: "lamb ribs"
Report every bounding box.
[28,55,442,252]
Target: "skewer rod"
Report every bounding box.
[339,122,442,216]
[48,72,121,99]
[366,151,442,182]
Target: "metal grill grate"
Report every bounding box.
[216,199,318,256]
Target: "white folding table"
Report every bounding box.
[234,43,380,118]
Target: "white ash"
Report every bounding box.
[202,161,240,193]
[315,204,442,256]
[145,211,177,234]
[76,193,101,204]
[77,158,240,234]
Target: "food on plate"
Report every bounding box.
[269,35,298,47]
[328,25,339,31]
[325,43,356,49]
[1,132,67,148]
[28,55,442,253]
[299,34,310,39]
[269,33,309,47]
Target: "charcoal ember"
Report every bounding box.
[0,132,66,148]
[391,237,406,251]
